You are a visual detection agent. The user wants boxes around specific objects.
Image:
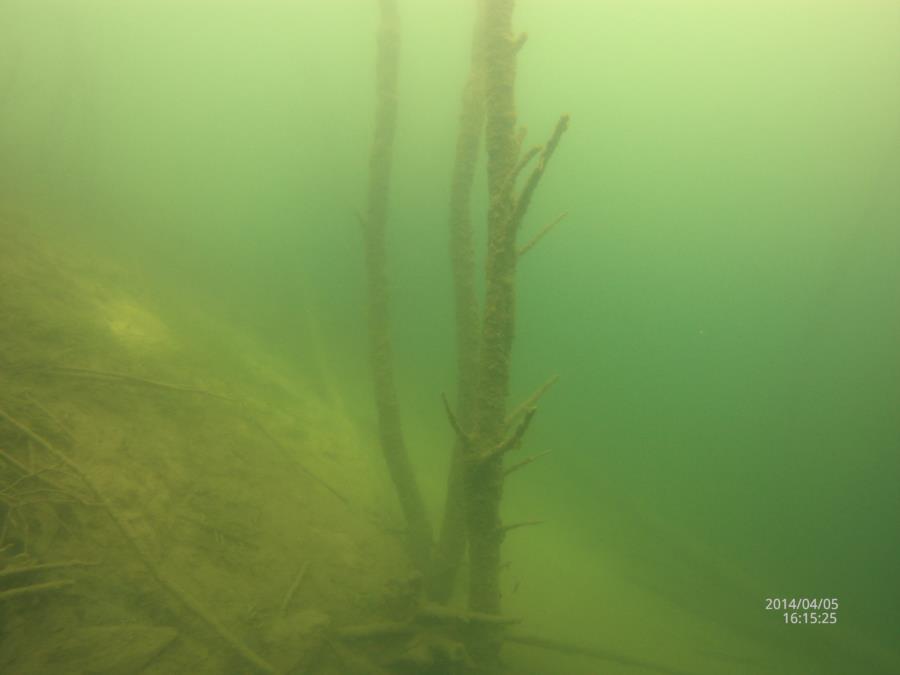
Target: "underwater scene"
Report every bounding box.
[1,1,898,674]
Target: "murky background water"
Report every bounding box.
[2,1,898,673]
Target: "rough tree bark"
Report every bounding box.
[464,0,520,648]
[459,0,569,665]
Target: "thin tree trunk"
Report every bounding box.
[428,0,486,604]
[463,0,520,663]
[463,0,568,665]
[361,0,432,573]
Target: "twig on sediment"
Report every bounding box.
[0,446,91,504]
[36,365,236,402]
[0,404,278,674]
[0,559,99,579]
[280,560,311,614]
[22,392,75,440]
[248,418,350,507]
[0,578,74,601]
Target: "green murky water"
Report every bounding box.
[1,2,898,674]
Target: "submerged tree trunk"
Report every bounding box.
[361,0,432,573]
[466,0,519,625]
[461,0,569,665]
[428,0,486,604]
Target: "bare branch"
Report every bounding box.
[248,418,350,506]
[514,126,528,153]
[497,520,544,535]
[510,114,570,234]
[504,450,554,477]
[518,212,567,258]
[0,579,74,601]
[22,392,75,441]
[516,143,540,171]
[480,407,536,464]
[511,145,540,185]
[505,374,559,428]
[0,444,91,505]
[442,392,472,446]
[513,32,528,53]
[496,143,540,203]
[0,559,98,579]
[35,366,236,402]
[280,560,311,614]
[418,603,522,626]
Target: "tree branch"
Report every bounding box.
[505,374,558,428]
[518,212,567,258]
[0,579,74,601]
[510,115,570,234]
[418,603,521,626]
[442,393,472,447]
[479,407,536,464]
[497,520,544,535]
[503,450,554,477]
[0,559,98,579]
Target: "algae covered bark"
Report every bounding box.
[462,0,568,662]
[465,0,520,620]
[360,0,433,574]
